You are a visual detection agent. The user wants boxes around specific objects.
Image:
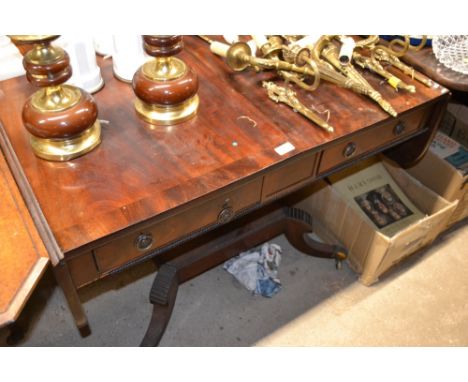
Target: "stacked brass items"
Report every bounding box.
[372,46,433,88]
[354,35,433,88]
[203,35,430,131]
[207,37,333,133]
[352,51,416,93]
[132,35,199,125]
[311,35,398,117]
[9,35,101,161]
[205,34,434,132]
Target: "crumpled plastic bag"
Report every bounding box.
[223,243,282,298]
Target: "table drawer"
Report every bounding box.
[318,106,429,174]
[93,177,263,273]
[262,151,318,200]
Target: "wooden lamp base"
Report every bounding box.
[134,95,199,126]
[132,36,199,126]
[28,120,101,162]
[10,35,101,161]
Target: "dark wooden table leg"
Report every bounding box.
[140,203,348,346]
[283,207,348,269]
[53,262,90,336]
[140,264,179,346]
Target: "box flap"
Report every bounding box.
[406,148,466,202]
[383,157,453,214]
[0,150,49,328]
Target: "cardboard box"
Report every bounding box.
[295,160,458,286]
[442,103,468,148]
[407,139,467,228]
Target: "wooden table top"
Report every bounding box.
[0,36,448,254]
[404,47,468,92]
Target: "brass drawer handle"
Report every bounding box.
[343,142,357,158]
[393,122,406,136]
[134,233,153,252]
[218,199,234,224]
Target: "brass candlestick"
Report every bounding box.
[9,35,101,161]
[132,35,199,125]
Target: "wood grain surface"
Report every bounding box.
[0,149,48,327]
[0,36,449,256]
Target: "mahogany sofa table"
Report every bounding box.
[0,36,449,346]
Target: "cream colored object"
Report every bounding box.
[210,41,230,57]
[0,35,25,81]
[252,35,268,49]
[93,35,113,56]
[295,158,457,286]
[56,35,104,93]
[112,35,151,83]
[339,36,356,65]
[223,35,239,44]
[295,35,322,49]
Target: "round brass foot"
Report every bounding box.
[29,120,101,161]
[134,95,199,126]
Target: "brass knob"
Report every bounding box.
[393,122,406,136]
[343,142,357,158]
[134,233,153,251]
[218,199,234,224]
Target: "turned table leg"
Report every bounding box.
[140,203,348,346]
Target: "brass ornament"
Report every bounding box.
[263,82,334,133]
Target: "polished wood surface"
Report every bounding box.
[403,47,468,92]
[0,149,48,327]
[0,37,449,257]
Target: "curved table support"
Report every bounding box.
[140,203,348,346]
[140,264,179,347]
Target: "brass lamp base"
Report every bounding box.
[134,95,199,126]
[29,120,101,161]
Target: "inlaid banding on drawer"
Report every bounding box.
[318,105,429,174]
[93,177,263,273]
